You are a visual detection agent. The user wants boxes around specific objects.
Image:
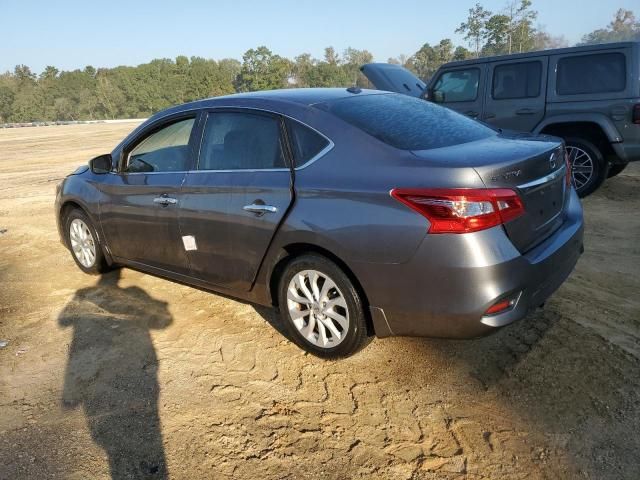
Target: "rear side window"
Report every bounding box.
[432,68,480,103]
[557,53,626,95]
[320,93,496,151]
[198,111,286,170]
[285,119,330,167]
[126,117,195,173]
[492,61,542,99]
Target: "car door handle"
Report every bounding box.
[516,108,537,115]
[465,111,479,118]
[484,112,496,119]
[153,196,177,206]
[243,204,278,215]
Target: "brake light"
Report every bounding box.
[390,188,524,234]
[633,104,640,125]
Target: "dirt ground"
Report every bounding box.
[0,123,639,480]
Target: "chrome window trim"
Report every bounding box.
[192,105,334,173]
[517,164,566,190]
[120,105,335,174]
[116,170,190,176]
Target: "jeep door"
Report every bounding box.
[429,65,487,120]
[482,57,548,132]
[178,109,293,291]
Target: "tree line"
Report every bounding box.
[0,4,638,123]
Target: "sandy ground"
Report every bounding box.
[0,123,639,480]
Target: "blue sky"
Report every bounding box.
[1,0,637,73]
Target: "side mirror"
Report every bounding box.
[89,154,112,174]
[432,90,445,103]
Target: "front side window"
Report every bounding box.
[432,68,480,103]
[198,112,286,170]
[125,117,195,173]
[320,93,496,151]
[285,118,330,167]
[492,61,542,99]
[557,53,626,95]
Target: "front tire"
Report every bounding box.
[278,254,370,359]
[565,137,608,197]
[64,209,110,274]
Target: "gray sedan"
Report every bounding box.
[55,88,584,358]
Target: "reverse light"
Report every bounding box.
[390,188,524,234]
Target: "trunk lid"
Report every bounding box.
[411,134,568,252]
[360,63,426,98]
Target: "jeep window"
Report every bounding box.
[432,68,480,103]
[557,53,626,95]
[320,93,496,151]
[492,61,542,99]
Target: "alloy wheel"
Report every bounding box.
[566,145,594,192]
[286,269,349,348]
[69,218,97,268]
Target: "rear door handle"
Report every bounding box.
[516,108,537,115]
[153,196,177,206]
[243,204,278,215]
[465,111,479,118]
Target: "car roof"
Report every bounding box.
[147,88,387,122]
[440,41,638,69]
[213,88,385,105]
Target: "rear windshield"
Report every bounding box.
[318,93,495,150]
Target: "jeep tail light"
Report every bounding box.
[390,188,524,234]
[633,104,640,125]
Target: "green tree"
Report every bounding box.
[236,46,291,92]
[580,9,640,44]
[293,53,316,87]
[324,47,339,65]
[342,47,374,86]
[483,14,511,55]
[0,85,15,122]
[456,3,492,57]
[510,0,538,53]
[408,39,457,80]
[453,46,472,61]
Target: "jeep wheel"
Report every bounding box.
[565,137,608,197]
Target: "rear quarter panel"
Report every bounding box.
[258,111,487,307]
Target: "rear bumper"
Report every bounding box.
[357,188,584,339]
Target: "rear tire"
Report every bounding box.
[64,209,110,274]
[564,137,608,197]
[278,254,370,359]
[607,162,628,178]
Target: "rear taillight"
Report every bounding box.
[390,188,524,234]
[633,104,640,125]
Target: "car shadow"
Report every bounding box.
[59,269,171,479]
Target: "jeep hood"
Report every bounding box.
[360,63,426,98]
